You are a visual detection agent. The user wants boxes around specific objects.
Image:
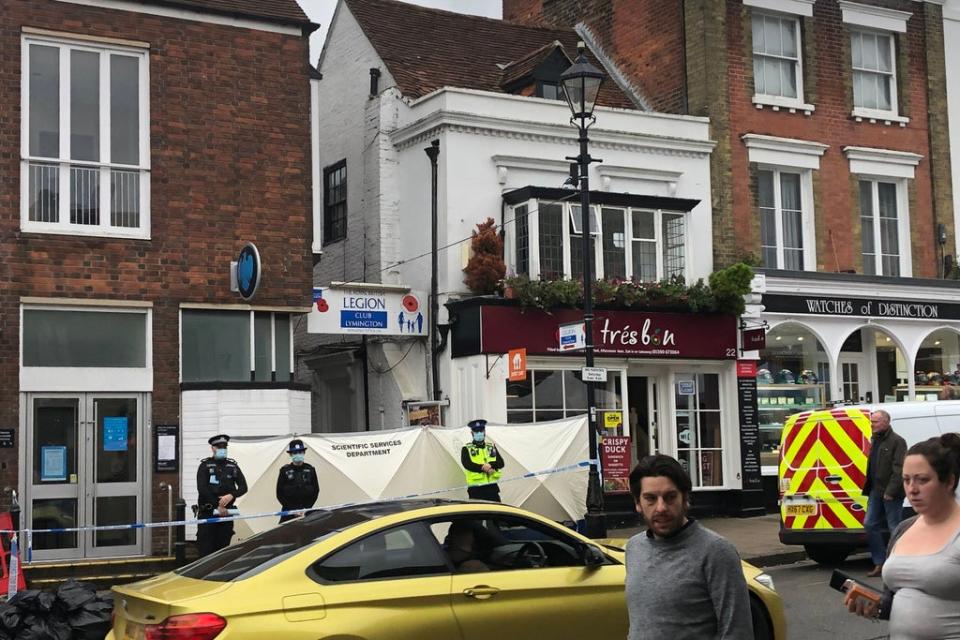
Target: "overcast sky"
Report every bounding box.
[298,0,503,63]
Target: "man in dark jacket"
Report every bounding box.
[196,434,248,556]
[863,409,907,576]
[276,438,319,523]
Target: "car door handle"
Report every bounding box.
[825,475,842,483]
[463,586,500,600]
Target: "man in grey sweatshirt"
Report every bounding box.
[625,454,753,640]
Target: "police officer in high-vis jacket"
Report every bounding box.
[461,419,505,502]
[196,434,248,556]
[276,438,319,523]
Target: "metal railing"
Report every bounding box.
[26,161,142,229]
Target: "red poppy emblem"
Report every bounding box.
[402,295,419,313]
[316,298,329,313]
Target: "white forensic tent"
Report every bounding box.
[221,417,589,541]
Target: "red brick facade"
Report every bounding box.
[1,0,313,551]
[503,0,953,276]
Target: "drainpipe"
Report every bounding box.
[425,140,441,401]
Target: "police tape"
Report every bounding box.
[0,459,599,537]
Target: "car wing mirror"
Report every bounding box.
[581,544,606,567]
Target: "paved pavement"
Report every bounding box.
[609,513,808,565]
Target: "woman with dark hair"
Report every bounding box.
[844,433,960,639]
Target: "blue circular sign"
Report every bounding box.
[236,242,261,300]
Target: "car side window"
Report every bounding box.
[431,515,605,573]
[309,522,450,583]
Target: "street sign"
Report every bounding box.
[558,321,585,352]
[581,366,607,383]
[508,348,527,382]
[308,286,427,336]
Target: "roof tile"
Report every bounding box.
[345,0,635,109]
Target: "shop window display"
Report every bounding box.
[910,330,960,401]
[506,369,622,424]
[675,373,723,487]
[756,325,828,473]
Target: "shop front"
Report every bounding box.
[445,298,765,517]
[748,272,960,499]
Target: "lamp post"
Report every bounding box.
[560,43,607,538]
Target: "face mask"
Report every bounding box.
[214,448,228,460]
[291,453,305,464]
[472,432,485,444]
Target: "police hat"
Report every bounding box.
[468,419,487,432]
[208,434,230,448]
[287,438,306,454]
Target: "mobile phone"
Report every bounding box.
[830,570,881,603]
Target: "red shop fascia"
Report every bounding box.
[447,298,738,360]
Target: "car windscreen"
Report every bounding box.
[176,510,372,582]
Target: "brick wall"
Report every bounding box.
[1,0,313,551]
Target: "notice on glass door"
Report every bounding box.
[103,416,129,452]
[41,446,67,482]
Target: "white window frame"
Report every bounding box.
[757,168,811,271]
[743,134,826,271]
[20,33,151,239]
[857,177,909,277]
[504,364,626,424]
[840,1,910,125]
[750,11,815,114]
[844,145,920,278]
[507,199,689,282]
[850,29,902,122]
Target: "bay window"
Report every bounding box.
[22,35,150,238]
[510,199,687,282]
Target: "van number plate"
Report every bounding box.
[785,504,816,516]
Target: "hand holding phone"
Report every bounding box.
[831,570,881,619]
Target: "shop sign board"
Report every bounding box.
[308,286,427,336]
[763,293,960,320]
[742,328,766,350]
[558,322,586,352]
[600,436,632,493]
[581,366,607,383]
[508,348,527,382]
[676,379,695,395]
[603,411,623,430]
[473,306,737,359]
[737,360,763,491]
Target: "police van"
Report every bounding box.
[778,400,960,565]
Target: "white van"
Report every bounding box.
[778,399,960,565]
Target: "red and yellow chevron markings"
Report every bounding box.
[780,408,871,531]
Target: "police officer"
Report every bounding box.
[275,438,319,524]
[461,419,504,502]
[196,434,248,556]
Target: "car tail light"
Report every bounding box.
[144,613,226,640]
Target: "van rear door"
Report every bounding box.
[780,408,870,531]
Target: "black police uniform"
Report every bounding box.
[275,461,319,524]
[196,438,248,557]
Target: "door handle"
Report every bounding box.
[463,586,500,600]
[825,475,842,483]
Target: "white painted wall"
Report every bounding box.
[180,388,310,537]
[945,0,960,259]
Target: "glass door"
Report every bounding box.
[26,393,145,560]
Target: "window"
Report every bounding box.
[312,523,449,583]
[675,373,723,488]
[851,30,896,114]
[181,310,293,383]
[22,35,149,237]
[509,200,687,282]
[752,13,802,102]
[536,81,563,101]
[428,515,604,572]
[22,308,146,367]
[859,179,900,276]
[323,160,347,244]
[758,169,804,270]
[506,369,622,424]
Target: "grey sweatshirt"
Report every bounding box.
[625,520,754,640]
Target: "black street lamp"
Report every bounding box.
[560,43,607,538]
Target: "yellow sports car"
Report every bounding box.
[108,500,785,640]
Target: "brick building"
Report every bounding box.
[2,0,315,561]
[504,0,960,506]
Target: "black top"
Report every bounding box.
[276,462,320,510]
[197,457,248,514]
